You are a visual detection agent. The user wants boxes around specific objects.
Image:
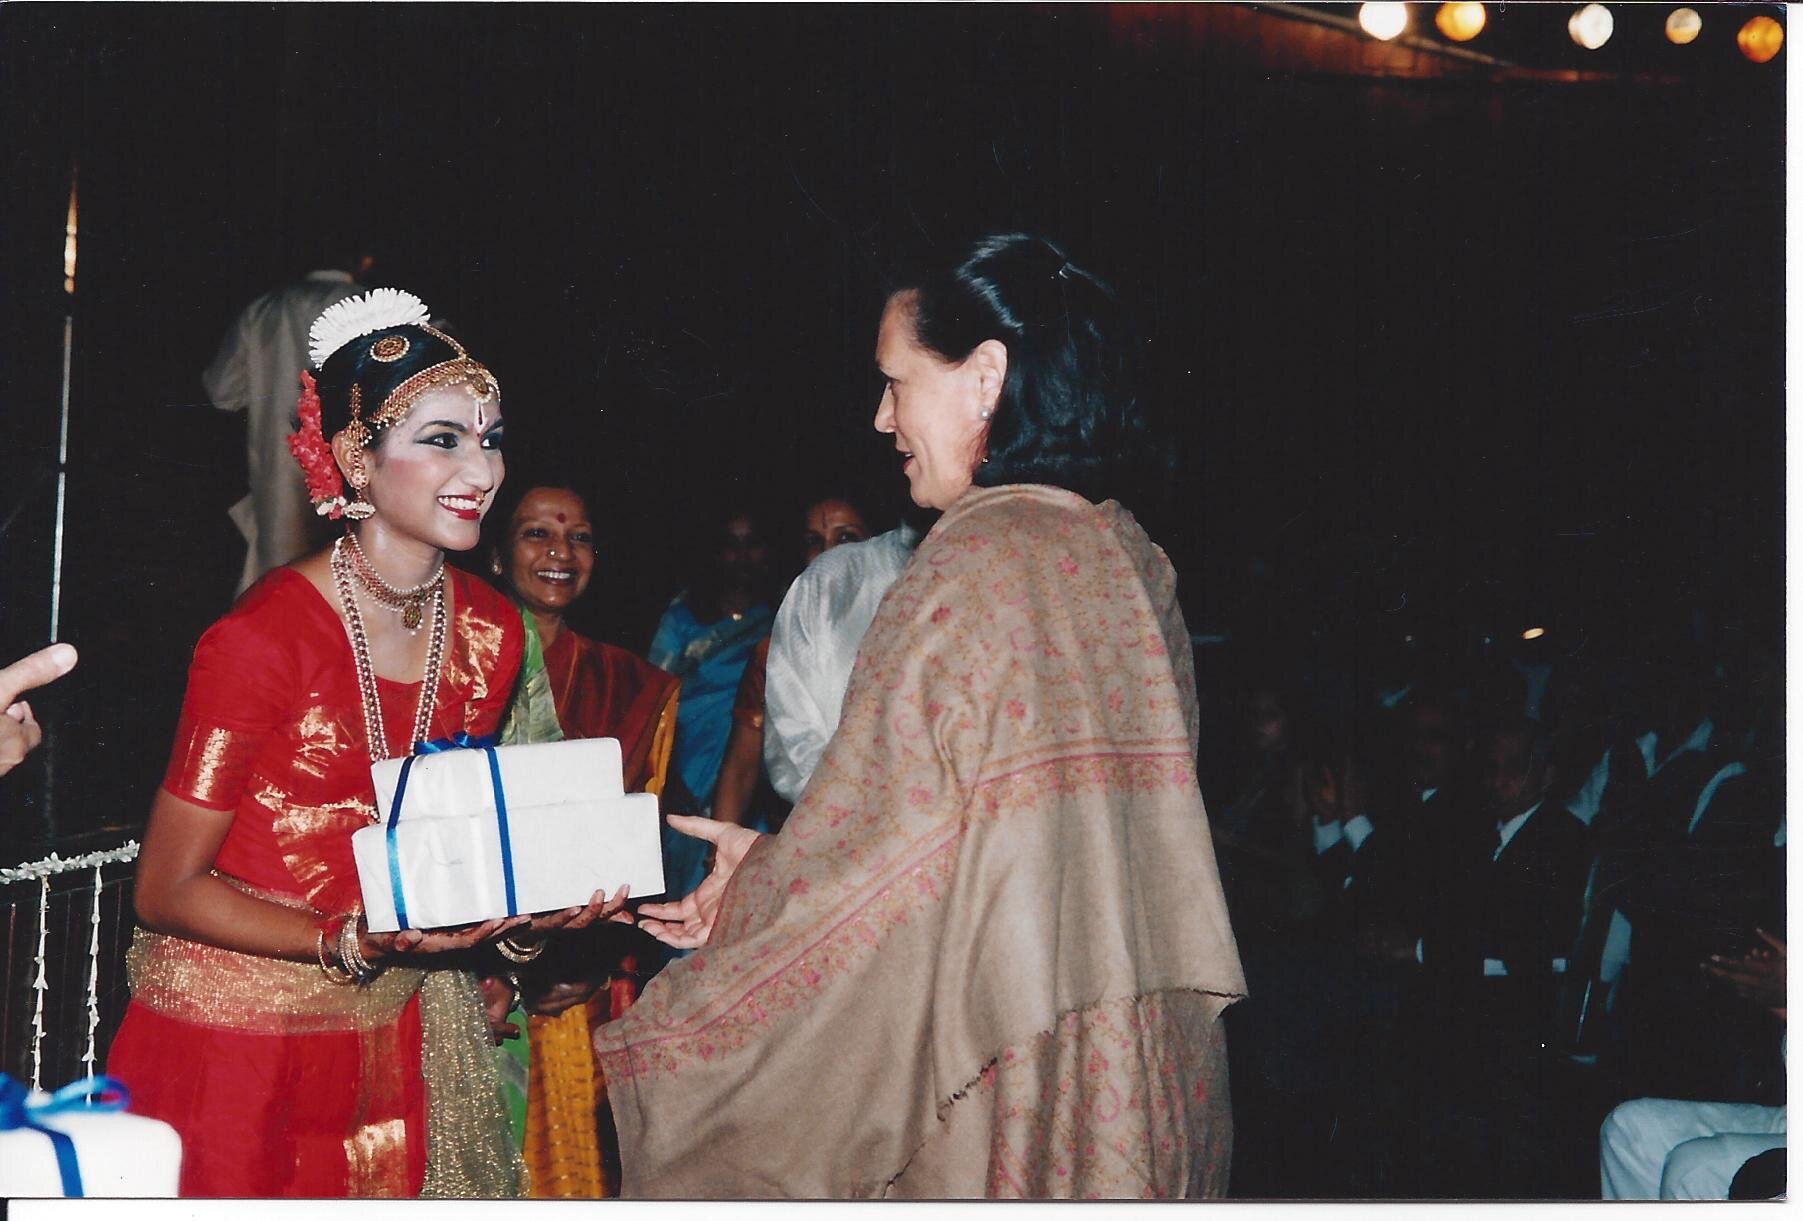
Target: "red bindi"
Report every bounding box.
[555,513,566,523]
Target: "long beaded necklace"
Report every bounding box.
[331,536,448,784]
[344,527,444,633]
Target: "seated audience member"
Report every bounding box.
[1344,686,1465,938]
[1364,717,1595,1195]
[1599,932,1785,1200]
[1207,678,1326,940]
[713,492,875,828]
[1382,716,1590,997]
[1592,673,1782,1102]
[1588,656,1717,849]
[0,643,78,777]
[1368,709,1594,1183]
[1291,726,1399,915]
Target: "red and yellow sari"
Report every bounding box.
[505,616,677,1198]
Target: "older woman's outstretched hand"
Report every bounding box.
[634,814,762,950]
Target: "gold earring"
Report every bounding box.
[342,464,374,520]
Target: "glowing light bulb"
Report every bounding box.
[1435,2,1486,42]
[1664,8,1702,45]
[1737,14,1783,63]
[1359,2,1410,41]
[1521,627,1546,641]
[62,177,77,296]
[1569,3,1614,50]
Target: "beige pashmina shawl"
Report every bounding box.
[596,484,1247,1198]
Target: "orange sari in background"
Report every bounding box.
[519,622,677,1198]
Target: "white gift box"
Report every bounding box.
[351,737,666,932]
[0,1080,182,1197]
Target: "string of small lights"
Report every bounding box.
[1353,3,1782,62]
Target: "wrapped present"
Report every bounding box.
[352,734,666,932]
[0,1075,182,1197]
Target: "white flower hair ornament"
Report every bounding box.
[308,288,431,369]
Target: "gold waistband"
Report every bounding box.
[126,875,426,1035]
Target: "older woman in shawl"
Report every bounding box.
[598,234,1247,1199]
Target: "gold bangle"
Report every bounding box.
[316,921,355,985]
[494,935,546,963]
[338,914,383,984]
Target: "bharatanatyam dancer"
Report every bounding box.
[109,290,624,1197]
[601,234,1248,1198]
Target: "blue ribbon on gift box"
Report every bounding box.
[384,732,519,930]
[0,1074,131,1197]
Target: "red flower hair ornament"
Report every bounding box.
[287,369,350,519]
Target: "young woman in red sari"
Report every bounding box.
[108,291,624,1198]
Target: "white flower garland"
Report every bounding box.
[0,840,140,886]
[31,876,47,1090]
[2,840,140,1089]
[308,288,430,368]
[84,863,103,1081]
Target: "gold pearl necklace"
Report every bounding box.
[331,536,448,775]
[344,528,444,634]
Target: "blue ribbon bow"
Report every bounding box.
[0,1074,131,1197]
[385,733,517,930]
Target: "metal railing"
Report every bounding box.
[0,842,139,1089]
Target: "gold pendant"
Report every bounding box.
[403,603,423,632]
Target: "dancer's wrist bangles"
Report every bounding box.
[316,911,384,985]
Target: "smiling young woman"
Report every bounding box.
[107,291,624,1199]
